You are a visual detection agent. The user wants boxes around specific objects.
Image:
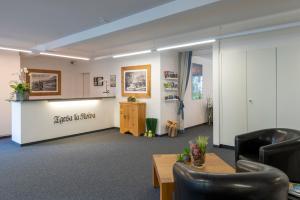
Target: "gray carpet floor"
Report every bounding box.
[0,125,234,200]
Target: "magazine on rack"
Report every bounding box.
[289,183,300,197]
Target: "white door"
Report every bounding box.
[247,48,277,131]
[82,73,90,97]
[277,45,300,130]
[220,50,247,146]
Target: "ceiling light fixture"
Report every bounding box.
[40,52,90,61]
[0,46,32,53]
[156,39,216,51]
[94,55,112,61]
[113,50,152,58]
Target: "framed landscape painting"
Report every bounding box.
[121,65,151,98]
[26,69,61,96]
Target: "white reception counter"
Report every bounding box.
[11,97,116,145]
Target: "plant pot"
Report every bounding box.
[16,91,29,101]
[190,142,206,167]
[191,153,206,167]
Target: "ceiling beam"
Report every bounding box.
[32,0,219,51]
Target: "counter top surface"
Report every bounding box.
[9,96,116,102]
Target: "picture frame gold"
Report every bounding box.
[121,64,151,98]
[26,68,61,96]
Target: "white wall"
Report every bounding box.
[76,53,162,134]
[213,26,300,146]
[17,50,212,136]
[184,55,212,128]
[160,51,179,134]
[20,55,85,99]
[0,51,20,136]
[159,50,213,134]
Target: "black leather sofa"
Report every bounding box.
[235,128,300,183]
[173,160,289,200]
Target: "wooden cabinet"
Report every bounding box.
[120,102,146,136]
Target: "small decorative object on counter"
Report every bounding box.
[189,136,209,168]
[10,68,30,101]
[10,83,30,101]
[166,120,177,137]
[127,96,137,102]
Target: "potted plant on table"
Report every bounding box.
[189,136,209,167]
[177,147,191,163]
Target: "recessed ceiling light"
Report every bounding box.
[113,50,152,58]
[0,46,32,53]
[156,39,216,51]
[40,52,90,61]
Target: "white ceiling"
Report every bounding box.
[2,0,300,58]
[54,0,300,57]
[0,0,173,48]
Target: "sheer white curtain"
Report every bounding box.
[178,51,192,133]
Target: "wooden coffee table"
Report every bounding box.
[152,153,235,200]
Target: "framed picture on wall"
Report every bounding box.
[26,69,61,96]
[93,77,104,86]
[121,65,151,98]
[110,75,116,87]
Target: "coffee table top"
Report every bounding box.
[152,153,235,184]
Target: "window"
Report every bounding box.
[191,63,203,100]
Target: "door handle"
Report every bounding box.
[248,99,253,103]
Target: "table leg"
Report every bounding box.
[152,164,159,188]
[160,182,173,200]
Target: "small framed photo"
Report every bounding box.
[93,77,104,86]
[110,75,116,87]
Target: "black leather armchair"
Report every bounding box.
[173,160,289,200]
[235,128,300,183]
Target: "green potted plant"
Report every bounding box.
[182,147,191,163]
[10,67,30,101]
[10,82,30,101]
[189,136,209,167]
[127,96,137,102]
[177,147,191,163]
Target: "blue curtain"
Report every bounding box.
[178,51,192,133]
